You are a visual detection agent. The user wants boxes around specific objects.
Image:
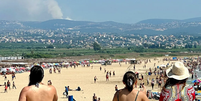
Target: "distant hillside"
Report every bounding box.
[182,17,201,22]
[137,19,179,24]
[137,17,201,24]
[1,17,201,36]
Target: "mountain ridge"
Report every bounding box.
[0,17,201,36]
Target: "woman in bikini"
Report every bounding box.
[112,71,149,101]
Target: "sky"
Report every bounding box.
[0,0,201,23]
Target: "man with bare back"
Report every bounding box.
[18,65,58,101]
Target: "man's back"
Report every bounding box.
[19,84,58,101]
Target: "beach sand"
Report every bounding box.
[0,57,171,101]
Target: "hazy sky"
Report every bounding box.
[0,0,201,23]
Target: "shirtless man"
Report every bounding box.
[93,93,97,101]
[7,80,11,89]
[12,73,16,81]
[18,65,58,101]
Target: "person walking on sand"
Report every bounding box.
[4,74,7,80]
[112,71,149,101]
[113,71,115,76]
[133,65,135,71]
[141,74,144,80]
[49,68,52,74]
[18,65,58,101]
[7,80,11,90]
[12,81,16,89]
[53,67,56,73]
[65,86,69,97]
[106,74,109,81]
[93,93,97,101]
[151,78,155,90]
[115,85,118,91]
[4,82,7,93]
[12,73,16,81]
[147,77,149,85]
[94,76,98,83]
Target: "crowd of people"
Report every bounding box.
[1,57,200,101]
[1,72,17,93]
[112,61,197,101]
[94,58,199,101]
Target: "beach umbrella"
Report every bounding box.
[26,67,31,70]
[41,65,45,68]
[192,79,201,83]
[0,68,7,72]
[20,67,26,70]
[10,68,16,73]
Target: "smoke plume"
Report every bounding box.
[0,0,63,21]
[46,0,63,19]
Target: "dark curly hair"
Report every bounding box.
[123,71,137,92]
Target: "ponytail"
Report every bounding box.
[123,71,136,92]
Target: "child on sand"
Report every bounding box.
[115,85,118,91]
[113,71,115,76]
[98,97,100,101]
[49,68,52,74]
[48,80,52,85]
[106,74,109,81]
[12,81,16,89]
[94,76,98,83]
[4,82,7,93]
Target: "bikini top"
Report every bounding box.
[117,90,139,101]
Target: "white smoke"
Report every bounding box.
[65,17,73,20]
[0,0,64,21]
[46,0,63,19]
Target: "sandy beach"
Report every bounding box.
[0,57,171,101]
